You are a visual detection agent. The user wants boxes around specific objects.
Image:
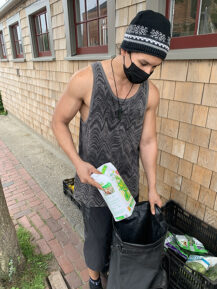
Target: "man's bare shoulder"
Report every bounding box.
[67,65,93,100]
[146,79,160,110]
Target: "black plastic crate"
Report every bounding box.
[162,200,217,289]
[63,178,81,210]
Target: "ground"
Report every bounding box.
[0,113,90,289]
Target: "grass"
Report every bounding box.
[4,225,53,289]
[0,111,8,115]
[0,92,8,115]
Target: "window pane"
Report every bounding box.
[0,45,3,58]
[19,41,23,54]
[13,26,18,41]
[0,33,4,56]
[99,0,107,17]
[3,44,6,56]
[16,25,21,41]
[87,0,98,20]
[15,41,20,55]
[37,35,44,51]
[77,24,87,47]
[99,17,108,45]
[172,0,198,37]
[40,13,47,34]
[0,32,5,58]
[88,20,99,46]
[75,0,86,22]
[35,16,41,34]
[43,33,50,51]
[198,0,217,34]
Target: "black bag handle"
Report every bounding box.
[154,204,168,231]
[155,204,162,215]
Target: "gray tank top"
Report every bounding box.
[74,61,149,207]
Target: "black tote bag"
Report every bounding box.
[107,201,168,289]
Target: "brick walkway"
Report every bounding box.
[0,139,89,289]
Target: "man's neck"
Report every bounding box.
[111,55,130,85]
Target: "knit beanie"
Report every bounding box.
[121,10,171,60]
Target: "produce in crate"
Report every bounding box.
[205,264,217,282]
[186,255,217,279]
[164,231,189,260]
[162,201,217,289]
[175,234,208,254]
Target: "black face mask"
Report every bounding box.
[123,55,153,84]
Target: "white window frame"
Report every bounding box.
[62,0,116,60]
[25,0,55,62]
[6,12,25,62]
[146,0,217,60]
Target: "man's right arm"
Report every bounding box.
[51,69,102,190]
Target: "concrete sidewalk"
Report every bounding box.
[0,114,89,289]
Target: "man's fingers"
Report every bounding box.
[151,203,155,215]
[91,168,102,175]
[88,178,110,194]
[88,176,103,190]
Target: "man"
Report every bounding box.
[52,10,171,289]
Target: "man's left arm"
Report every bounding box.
[139,80,162,215]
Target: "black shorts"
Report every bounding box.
[81,205,113,272]
[81,196,139,272]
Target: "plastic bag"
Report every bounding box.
[107,202,168,289]
[164,232,189,260]
[175,234,208,254]
[204,264,217,281]
[186,255,217,275]
[91,162,136,222]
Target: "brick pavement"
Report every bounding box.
[0,139,89,289]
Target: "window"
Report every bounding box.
[7,13,25,61]
[11,23,23,58]
[166,0,217,49]
[26,0,55,61]
[33,9,51,57]
[0,30,7,59]
[62,0,115,60]
[73,0,108,54]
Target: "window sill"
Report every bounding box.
[0,58,9,62]
[11,58,26,62]
[167,47,217,60]
[65,53,115,61]
[32,56,55,62]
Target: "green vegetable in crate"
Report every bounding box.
[186,255,217,275]
[164,231,189,260]
[187,261,207,274]
[175,234,208,254]
[204,264,217,282]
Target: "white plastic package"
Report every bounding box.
[91,162,136,222]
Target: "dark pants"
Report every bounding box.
[81,196,139,272]
[81,205,113,272]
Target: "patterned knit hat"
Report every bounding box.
[121,10,171,60]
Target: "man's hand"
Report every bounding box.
[76,160,111,194]
[76,160,103,190]
[148,188,162,215]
